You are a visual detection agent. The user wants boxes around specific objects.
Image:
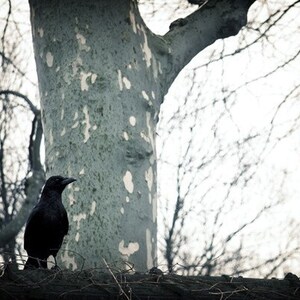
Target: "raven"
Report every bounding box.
[24,175,76,269]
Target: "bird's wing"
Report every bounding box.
[62,208,69,236]
[24,204,45,252]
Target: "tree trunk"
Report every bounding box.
[28,0,255,271]
[29,0,159,271]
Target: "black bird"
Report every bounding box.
[24,175,76,269]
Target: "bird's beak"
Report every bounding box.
[62,177,77,186]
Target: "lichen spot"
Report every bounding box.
[123,171,134,194]
[46,52,54,67]
[119,240,139,257]
[129,116,136,126]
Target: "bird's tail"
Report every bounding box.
[24,257,47,269]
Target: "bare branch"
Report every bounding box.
[163,0,255,88]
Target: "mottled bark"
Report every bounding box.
[28,0,255,271]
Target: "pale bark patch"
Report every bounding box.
[123,170,134,194]
[60,127,66,136]
[46,52,53,67]
[146,112,154,148]
[129,116,136,126]
[90,200,96,216]
[49,128,53,145]
[123,131,129,141]
[68,190,76,206]
[123,76,131,89]
[72,56,83,76]
[119,240,139,257]
[145,166,153,191]
[60,108,64,120]
[72,111,79,129]
[75,232,80,242]
[61,244,78,271]
[91,73,97,84]
[82,105,91,143]
[138,25,152,68]
[140,131,149,143]
[80,71,91,91]
[146,229,153,270]
[141,90,149,101]
[129,10,137,34]
[152,193,157,222]
[73,213,87,230]
[37,27,44,37]
[76,32,91,52]
[117,69,123,91]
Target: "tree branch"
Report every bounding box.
[0,90,39,115]
[162,0,256,89]
[0,105,44,248]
